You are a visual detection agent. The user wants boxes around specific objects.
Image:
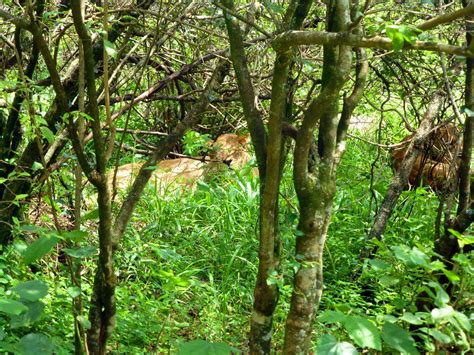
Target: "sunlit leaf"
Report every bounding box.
[39,126,55,145]
[22,236,59,264]
[11,280,48,302]
[382,322,419,354]
[178,339,240,354]
[104,39,117,58]
[316,334,358,355]
[10,301,44,328]
[62,246,96,258]
[17,333,56,354]
[319,310,346,324]
[344,316,381,350]
[0,299,28,315]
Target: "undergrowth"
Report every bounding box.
[0,135,471,353]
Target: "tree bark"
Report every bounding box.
[284,0,354,352]
[222,1,312,352]
[434,0,473,266]
[362,93,444,260]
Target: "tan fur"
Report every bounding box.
[211,133,252,169]
[109,133,254,193]
[391,124,462,192]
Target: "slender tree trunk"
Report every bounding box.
[284,0,354,351]
[361,93,444,260]
[434,0,473,265]
[222,1,312,352]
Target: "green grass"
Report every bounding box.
[1,136,471,353]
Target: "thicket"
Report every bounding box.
[0,1,472,354]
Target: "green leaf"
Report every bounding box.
[398,25,422,45]
[420,328,451,344]
[22,235,58,264]
[66,286,81,298]
[20,225,47,234]
[63,230,88,242]
[441,268,460,283]
[379,275,400,286]
[295,229,305,237]
[318,310,347,324]
[31,162,43,171]
[10,301,44,328]
[62,246,96,258]
[0,299,28,315]
[11,280,48,301]
[0,327,5,340]
[385,25,405,51]
[39,126,55,145]
[453,310,471,332]
[382,322,419,354]
[77,315,91,330]
[391,245,429,267]
[344,316,381,350]
[427,282,450,307]
[400,312,424,325]
[368,259,390,271]
[316,334,359,355]
[17,333,56,354]
[178,339,240,354]
[103,39,117,58]
[82,209,99,221]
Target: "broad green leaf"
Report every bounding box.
[22,236,58,264]
[31,162,43,171]
[103,39,117,58]
[391,245,429,267]
[398,25,422,45]
[420,327,451,344]
[20,225,47,234]
[318,310,346,324]
[178,339,240,354]
[10,301,44,328]
[453,311,471,331]
[368,259,390,271]
[316,334,359,355]
[0,328,5,340]
[77,315,91,330]
[427,282,450,307]
[66,286,81,298]
[62,246,96,258]
[382,322,419,354]
[39,126,55,145]
[441,268,460,283]
[379,275,400,286]
[344,316,381,350]
[17,333,56,355]
[386,26,405,51]
[400,312,423,325]
[63,230,88,242]
[82,209,99,221]
[11,280,48,301]
[0,299,28,315]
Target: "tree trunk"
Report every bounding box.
[361,93,444,260]
[283,0,354,351]
[222,1,312,352]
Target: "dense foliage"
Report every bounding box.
[0,0,472,354]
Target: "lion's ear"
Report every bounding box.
[239,134,250,145]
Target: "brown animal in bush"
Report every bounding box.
[391,124,462,192]
[109,133,254,193]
